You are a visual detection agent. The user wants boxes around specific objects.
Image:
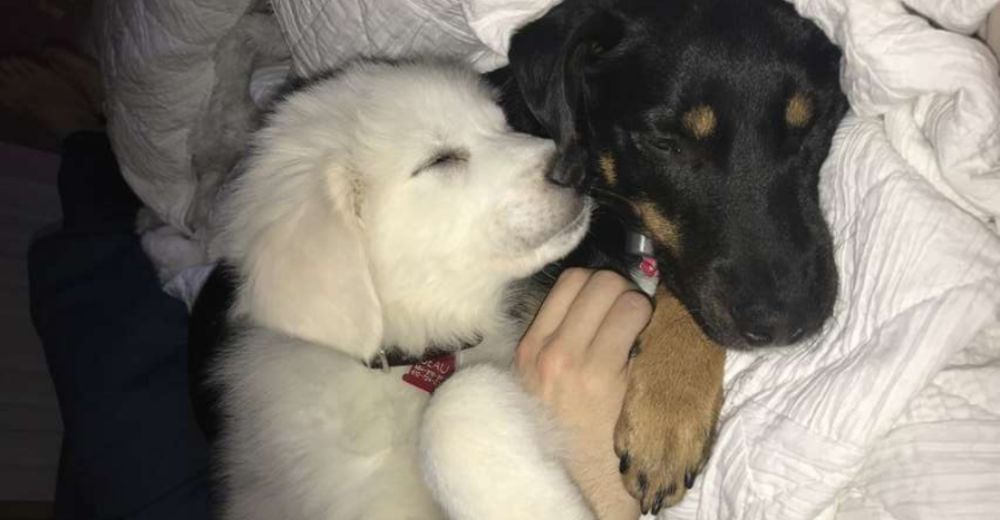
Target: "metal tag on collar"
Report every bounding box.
[626,231,655,257]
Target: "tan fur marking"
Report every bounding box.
[615,288,726,509]
[682,105,716,140]
[786,92,813,128]
[636,201,682,253]
[599,152,617,186]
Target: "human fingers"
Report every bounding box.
[516,268,594,369]
[585,290,652,375]
[551,270,637,360]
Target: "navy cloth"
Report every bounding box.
[28,132,212,520]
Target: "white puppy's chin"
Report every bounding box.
[509,197,592,277]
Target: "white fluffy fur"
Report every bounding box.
[212,60,596,519]
[421,365,598,520]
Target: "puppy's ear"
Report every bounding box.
[508,2,624,188]
[225,158,383,361]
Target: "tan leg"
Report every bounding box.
[614,287,725,515]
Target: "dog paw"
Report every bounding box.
[613,382,717,515]
[611,288,726,515]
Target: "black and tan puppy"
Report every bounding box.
[488,0,849,512]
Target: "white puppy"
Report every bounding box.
[211,60,598,519]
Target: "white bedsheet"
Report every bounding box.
[97,0,1000,517]
[93,0,255,236]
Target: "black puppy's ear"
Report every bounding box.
[508,2,625,188]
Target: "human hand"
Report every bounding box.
[515,269,652,520]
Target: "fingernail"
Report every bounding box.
[632,289,655,309]
[684,471,696,489]
[619,453,631,473]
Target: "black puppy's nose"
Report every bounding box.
[546,147,588,191]
[711,256,821,347]
[740,327,772,346]
[729,301,795,347]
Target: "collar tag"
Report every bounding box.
[402,353,457,393]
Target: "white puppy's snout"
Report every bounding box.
[513,138,586,194]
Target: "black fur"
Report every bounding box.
[487,0,849,348]
[188,264,238,442]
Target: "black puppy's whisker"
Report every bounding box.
[590,187,637,214]
[590,188,645,230]
[824,311,844,331]
[536,264,562,283]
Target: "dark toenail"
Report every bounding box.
[638,473,648,495]
[619,454,631,473]
[652,490,665,515]
[685,471,696,489]
[629,341,641,358]
[666,483,677,496]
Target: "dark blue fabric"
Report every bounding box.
[28,132,211,520]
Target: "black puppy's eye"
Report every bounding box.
[652,136,682,155]
[413,149,468,176]
[583,15,625,59]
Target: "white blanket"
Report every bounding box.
[96,0,1000,517]
[93,0,256,236]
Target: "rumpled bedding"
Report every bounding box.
[95,0,1000,518]
[93,0,256,236]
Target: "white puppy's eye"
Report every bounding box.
[413,149,469,176]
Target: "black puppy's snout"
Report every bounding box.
[728,301,794,346]
[710,258,821,348]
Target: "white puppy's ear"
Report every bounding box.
[228,159,383,361]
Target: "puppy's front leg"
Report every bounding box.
[614,288,725,515]
[421,365,596,520]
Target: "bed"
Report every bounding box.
[93,0,1000,518]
